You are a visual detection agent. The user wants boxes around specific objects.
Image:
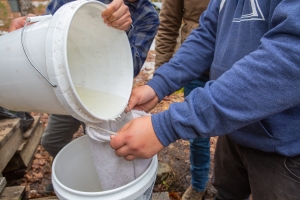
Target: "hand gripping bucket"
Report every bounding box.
[0,0,133,123]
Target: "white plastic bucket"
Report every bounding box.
[52,135,158,200]
[0,0,133,123]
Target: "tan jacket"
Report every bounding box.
[155,0,210,68]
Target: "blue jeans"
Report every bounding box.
[184,79,210,192]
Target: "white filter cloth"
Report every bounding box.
[86,110,152,191]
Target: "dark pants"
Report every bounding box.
[213,135,300,200]
[41,114,85,158]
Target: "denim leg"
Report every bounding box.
[184,79,210,191]
[184,79,206,96]
[190,137,210,191]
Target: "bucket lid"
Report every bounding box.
[45,0,133,123]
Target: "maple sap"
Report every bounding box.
[75,86,128,119]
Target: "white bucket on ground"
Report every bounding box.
[0,0,133,123]
[52,135,158,200]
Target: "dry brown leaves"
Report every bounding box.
[21,145,53,199]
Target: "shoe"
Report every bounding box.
[182,185,206,200]
[44,182,54,194]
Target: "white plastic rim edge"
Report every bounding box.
[45,0,133,123]
[52,135,158,199]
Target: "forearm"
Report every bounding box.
[149,8,218,99]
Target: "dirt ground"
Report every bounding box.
[4,50,217,200]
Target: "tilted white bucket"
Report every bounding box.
[0,0,133,123]
[52,135,158,200]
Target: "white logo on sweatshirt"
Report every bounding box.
[220,0,265,22]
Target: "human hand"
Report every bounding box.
[102,0,132,31]
[125,85,159,113]
[9,14,35,32]
[110,115,164,160]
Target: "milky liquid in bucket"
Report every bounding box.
[75,86,127,119]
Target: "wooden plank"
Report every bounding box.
[22,116,40,140]
[0,125,24,172]
[0,186,25,200]
[33,197,59,200]
[0,177,6,194]
[3,117,44,172]
[18,116,44,167]
[0,119,21,148]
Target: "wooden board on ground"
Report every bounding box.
[4,116,44,172]
[17,116,43,167]
[32,197,59,200]
[0,186,25,200]
[0,177,6,194]
[0,119,23,172]
[0,118,21,148]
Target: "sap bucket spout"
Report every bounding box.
[0,0,133,123]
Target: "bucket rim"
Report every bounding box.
[52,135,158,196]
[64,1,109,121]
[45,0,133,123]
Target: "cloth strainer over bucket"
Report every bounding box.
[86,110,152,191]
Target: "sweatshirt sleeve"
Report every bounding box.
[149,0,300,147]
[148,0,219,101]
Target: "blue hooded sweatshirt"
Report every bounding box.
[148,0,300,157]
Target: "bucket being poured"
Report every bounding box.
[0,0,133,123]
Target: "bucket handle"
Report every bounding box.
[21,15,57,88]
